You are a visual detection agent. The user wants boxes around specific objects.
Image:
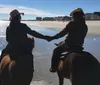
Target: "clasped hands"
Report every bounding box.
[45,35,55,42]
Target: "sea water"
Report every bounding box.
[0,20,100,85]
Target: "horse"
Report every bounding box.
[0,37,34,85]
[56,41,100,85]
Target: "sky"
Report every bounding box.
[0,0,100,20]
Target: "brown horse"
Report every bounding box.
[0,37,34,85]
[56,41,100,85]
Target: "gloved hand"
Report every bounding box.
[45,36,54,42]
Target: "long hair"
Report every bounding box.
[9,14,21,28]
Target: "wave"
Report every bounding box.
[0,36,6,38]
[0,50,1,56]
[30,80,51,85]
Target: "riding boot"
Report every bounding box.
[49,50,61,72]
[49,61,58,72]
[50,43,68,73]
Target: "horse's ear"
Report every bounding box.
[54,43,58,46]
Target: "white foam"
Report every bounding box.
[0,36,6,38]
[0,51,1,56]
[93,38,96,40]
[30,80,51,85]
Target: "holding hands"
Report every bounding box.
[45,36,55,42]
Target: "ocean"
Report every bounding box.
[0,21,100,85]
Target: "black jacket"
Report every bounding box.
[53,20,88,46]
[6,22,46,44]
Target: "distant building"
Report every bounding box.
[42,16,71,21]
[62,16,71,21]
[94,12,100,16]
[43,17,55,21]
[36,17,42,21]
[85,13,100,20]
[85,13,93,20]
[54,16,64,21]
[36,12,100,21]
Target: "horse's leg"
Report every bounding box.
[0,55,11,74]
[0,57,12,85]
[57,71,64,85]
[8,60,16,84]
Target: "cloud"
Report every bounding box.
[0,4,64,17]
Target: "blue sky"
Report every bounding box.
[0,0,100,20]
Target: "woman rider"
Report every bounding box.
[48,8,88,72]
[0,9,49,61]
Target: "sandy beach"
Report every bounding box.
[21,20,100,85]
[22,21,100,35]
[0,20,100,85]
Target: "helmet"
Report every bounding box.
[70,8,84,17]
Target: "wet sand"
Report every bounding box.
[24,21,100,85]
[0,20,100,85]
[31,34,100,85]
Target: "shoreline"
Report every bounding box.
[22,21,100,35]
[1,20,100,35]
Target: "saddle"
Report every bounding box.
[60,51,72,60]
[60,44,84,60]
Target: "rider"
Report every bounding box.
[0,9,49,61]
[48,8,88,72]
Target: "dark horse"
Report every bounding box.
[0,37,34,85]
[56,41,100,85]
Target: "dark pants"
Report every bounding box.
[51,43,68,68]
[51,43,84,68]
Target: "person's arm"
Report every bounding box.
[52,22,71,39]
[25,24,47,39]
[6,26,11,42]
